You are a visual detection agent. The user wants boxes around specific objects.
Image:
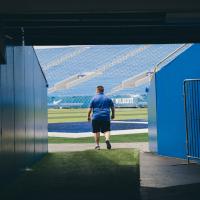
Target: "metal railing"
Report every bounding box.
[152,44,192,75]
[184,79,200,164]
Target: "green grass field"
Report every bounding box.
[48,108,148,144]
[48,107,147,123]
[1,150,140,200]
[48,133,148,143]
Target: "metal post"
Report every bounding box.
[183,80,190,164]
[21,27,25,46]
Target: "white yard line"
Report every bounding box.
[48,128,148,138]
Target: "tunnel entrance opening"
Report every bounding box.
[1,3,200,198]
[1,42,196,200]
[36,45,150,151]
[35,44,188,154]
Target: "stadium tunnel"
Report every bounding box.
[1,0,200,189]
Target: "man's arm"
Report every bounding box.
[110,99,115,119]
[88,108,92,121]
[111,106,115,120]
[88,99,94,121]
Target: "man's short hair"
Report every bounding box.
[97,85,104,93]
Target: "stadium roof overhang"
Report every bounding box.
[1,0,200,47]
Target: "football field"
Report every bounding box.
[48,108,148,143]
[48,108,147,123]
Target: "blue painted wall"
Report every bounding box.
[149,44,200,158]
[0,46,48,185]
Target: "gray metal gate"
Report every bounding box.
[184,79,200,163]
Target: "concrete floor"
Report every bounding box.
[48,142,149,152]
[140,152,200,200]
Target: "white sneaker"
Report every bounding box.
[95,145,100,150]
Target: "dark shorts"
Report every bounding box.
[92,119,111,133]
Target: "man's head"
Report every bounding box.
[96,86,104,94]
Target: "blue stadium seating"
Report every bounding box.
[35,44,189,99]
[35,47,77,66]
[113,84,148,96]
[37,45,140,87]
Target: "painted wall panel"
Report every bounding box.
[0,46,48,185]
[0,50,9,180]
[149,44,200,159]
[1,47,15,179]
[14,47,26,169]
[34,60,42,158]
[25,47,35,165]
[4,47,15,154]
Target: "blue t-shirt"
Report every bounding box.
[89,93,114,121]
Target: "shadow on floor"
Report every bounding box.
[140,152,200,200]
[4,150,200,200]
[0,149,140,200]
[141,183,200,200]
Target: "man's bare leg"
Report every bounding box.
[94,132,100,149]
[104,131,111,149]
[104,131,110,141]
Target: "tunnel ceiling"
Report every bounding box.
[1,0,200,44]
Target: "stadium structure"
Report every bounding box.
[35,44,190,108]
[2,2,200,198]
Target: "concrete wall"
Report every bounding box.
[0,46,48,184]
[148,44,200,159]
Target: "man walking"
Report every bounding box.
[88,86,115,150]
